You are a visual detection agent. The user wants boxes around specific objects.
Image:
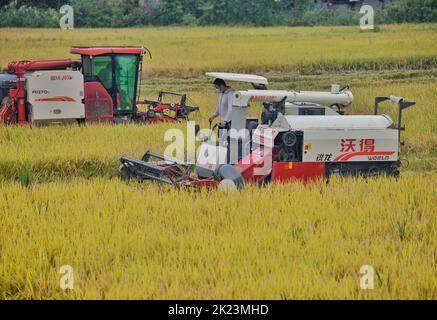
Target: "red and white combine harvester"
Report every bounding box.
[0,46,198,125]
[120,73,416,189]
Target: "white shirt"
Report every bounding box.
[213,87,234,123]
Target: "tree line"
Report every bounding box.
[0,0,435,27]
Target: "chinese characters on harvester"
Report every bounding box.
[316,139,378,163]
[341,139,376,153]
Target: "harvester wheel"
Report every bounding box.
[392,169,401,179]
[366,167,379,178]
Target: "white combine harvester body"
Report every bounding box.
[254,114,399,163]
[120,73,416,188]
[198,72,413,178]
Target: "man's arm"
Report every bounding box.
[223,91,234,123]
[210,100,220,122]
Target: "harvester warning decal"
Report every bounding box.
[35,96,76,102]
[335,139,395,162]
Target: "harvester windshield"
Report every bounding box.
[93,56,113,90]
[71,46,146,116]
[114,55,137,112]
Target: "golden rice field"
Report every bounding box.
[0,25,436,300]
[0,24,436,76]
[0,176,436,300]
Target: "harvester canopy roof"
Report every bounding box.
[205,72,268,86]
[71,46,146,56]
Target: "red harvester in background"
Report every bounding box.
[0,46,198,125]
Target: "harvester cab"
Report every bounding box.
[71,46,199,123]
[70,46,146,122]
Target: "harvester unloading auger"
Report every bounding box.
[0,46,199,125]
[119,73,416,189]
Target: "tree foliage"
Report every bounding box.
[0,0,435,27]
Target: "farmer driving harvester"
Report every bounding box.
[209,78,234,130]
[209,78,236,163]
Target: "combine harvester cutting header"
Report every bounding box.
[120,73,416,189]
[0,46,199,125]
